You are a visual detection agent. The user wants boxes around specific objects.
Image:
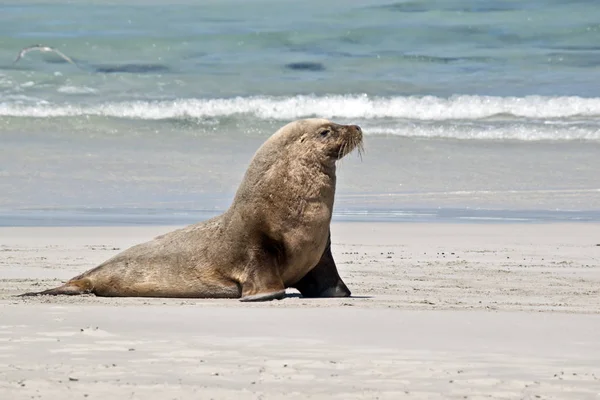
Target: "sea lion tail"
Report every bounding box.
[18,278,93,297]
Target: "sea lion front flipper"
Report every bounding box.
[292,232,351,298]
[239,290,286,302]
[239,255,286,302]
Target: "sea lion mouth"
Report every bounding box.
[336,124,364,160]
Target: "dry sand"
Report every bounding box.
[1,222,599,399]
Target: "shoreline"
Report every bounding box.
[2,207,600,227]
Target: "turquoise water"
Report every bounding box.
[1,0,600,224]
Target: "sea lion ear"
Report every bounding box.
[299,136,306,143]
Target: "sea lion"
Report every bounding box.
[22,118,363,301]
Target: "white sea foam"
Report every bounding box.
[363,123,600,140]
[57,86,98,94]
[2,94,600,140]
[2,94,600,120]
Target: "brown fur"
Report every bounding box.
[20,119,363,301]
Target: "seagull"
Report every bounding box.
[13,44,77,66]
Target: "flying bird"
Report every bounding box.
[13,44,77,66]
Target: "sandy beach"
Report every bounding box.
[1,222,599,399]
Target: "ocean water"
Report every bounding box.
[1,0,600,225]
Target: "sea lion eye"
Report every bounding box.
[320,129,330,137]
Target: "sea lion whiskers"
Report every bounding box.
[355,136,365,161]
[348,125,364,160]
[337,141,347,161]
[339,126,363,160]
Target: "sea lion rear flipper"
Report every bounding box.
[293,233,351,298]
[19,278,93,297]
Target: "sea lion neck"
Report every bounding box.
[311,154,337,178]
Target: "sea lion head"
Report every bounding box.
[233,118,363,209]
[282,118,363,163]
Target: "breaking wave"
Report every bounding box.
[2,94,600,120]
[2,94,600,140]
